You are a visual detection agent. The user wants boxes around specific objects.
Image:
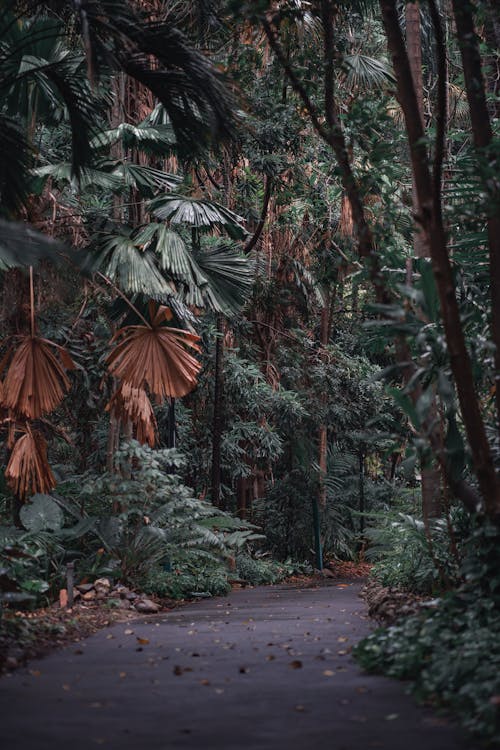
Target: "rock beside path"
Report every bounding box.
[74,579,161,614]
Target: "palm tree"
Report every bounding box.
[0,0,241,502]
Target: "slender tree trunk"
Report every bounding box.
[166,398,176,449]
[359,450,365,535]
[211,315,225,509]
[318,295,330,508]
[406,1,442,518]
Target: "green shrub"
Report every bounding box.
[141,556,231,599]
[354,521,500,743]
[236,553,312,585]
[364,507,470,594]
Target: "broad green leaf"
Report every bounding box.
[20,493,64,532]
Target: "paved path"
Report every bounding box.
[0,581,476,750]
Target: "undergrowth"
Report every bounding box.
[354,521,500,743]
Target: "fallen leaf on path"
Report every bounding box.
[323,670,335,677]
[136,637,149,645]
[124,629,134,636]
[289,660,303,669]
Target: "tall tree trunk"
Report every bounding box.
[211,314,225,509]
[406,1,442,518]
[318,294,330,509]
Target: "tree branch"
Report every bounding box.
[261,14,389,304]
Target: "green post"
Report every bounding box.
[311,496,323,570]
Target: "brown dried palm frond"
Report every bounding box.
[6,429,56,499]
[0,335,75,419]
[107,382,157,447]
[106,304,201,399]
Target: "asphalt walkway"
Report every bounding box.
[0,581,476,749]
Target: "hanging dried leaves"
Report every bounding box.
[6,429,56,499]
[0,336,75,419]
[106,304,201,399]
[107,382,157,447]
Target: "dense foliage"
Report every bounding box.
[0,0,499,740]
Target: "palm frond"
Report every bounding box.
[135,223,208,287]
[33,162,123,191]
[60,0,236,152]
[193,244,254,316]
[111,163,181,193]
[106,303,201,399]
[150,195,247,239]
[92,123,176,154]
[0,14,102,178]
[106,382,157,447]
[343,54,395,90]
[0,219,65,269]
[91,233,172,297]
[0,114,32,211]
[1,335,74,419]
[6,430,56,499]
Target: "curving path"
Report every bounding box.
[0,581,477,750]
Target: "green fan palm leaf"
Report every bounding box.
[92,233,171,298]
[193,244,254,316]
[92,123,176,154]
[343,54,395,90]
[0,219,65,270]
[150,195,247,240]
